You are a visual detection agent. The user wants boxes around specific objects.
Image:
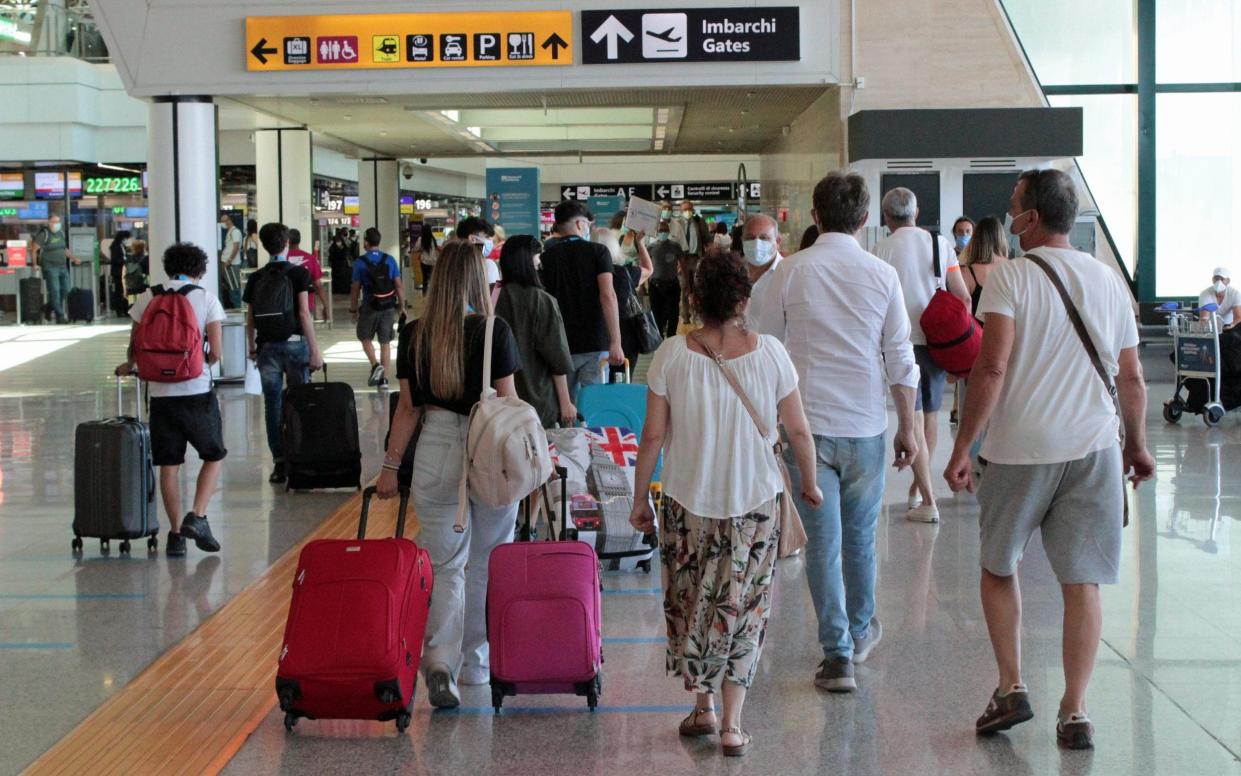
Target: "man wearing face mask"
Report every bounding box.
[648,219,684,339]
[676,200,711,324]
[32,213,81,323]
[538,200,625,399]
[1198,267,1241,329]
[952,217,975,256]
[742,214,785,331]
[108,229,133,316]
[456,217,500,290]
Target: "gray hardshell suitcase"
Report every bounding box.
[72,377,158,555]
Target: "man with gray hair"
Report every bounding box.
[875,187,971,524]
[756,171,919,692]
[945,168,1154,750]
[741,213,784,331]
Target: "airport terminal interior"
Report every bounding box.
[1,0,1240,774]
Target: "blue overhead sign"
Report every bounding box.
[485,167,541,238]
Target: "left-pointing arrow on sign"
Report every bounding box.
[590,15,633,60]
[251,38,278,65]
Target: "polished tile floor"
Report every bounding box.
[3,316,1241,775]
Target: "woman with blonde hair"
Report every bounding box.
[377,239,523,709]
[960,215,1009,322]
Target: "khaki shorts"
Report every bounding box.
[977,445,1124,585]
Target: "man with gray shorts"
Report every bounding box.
[350,227,404,390]
[945,169,1154,750]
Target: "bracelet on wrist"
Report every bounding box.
[381,463,400,472]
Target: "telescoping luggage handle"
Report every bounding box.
[115,374,143,422]
[359,485,411,540]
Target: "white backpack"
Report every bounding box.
[453,316,552,532]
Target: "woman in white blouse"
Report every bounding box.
[630,249,821,757]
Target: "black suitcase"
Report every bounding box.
[72,377,158,555]
[67,287,94,323]
[19,277,43,324]
[282,366,362,491]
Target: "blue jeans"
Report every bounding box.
[257,339,309,462]
[784,433,886,659]
[567,351,607,402]
[43,265,70,321]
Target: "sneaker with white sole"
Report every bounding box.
[976,684,1034,735]
[458,665,490,686]
[814,656,857,693]
[367,363,384,387]
[907,493,923,510]
[907,504,940,523]
[425,664,461,709]
[852,617,883,664]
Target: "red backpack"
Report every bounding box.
[134,284,205,383]
[919,233,982,378]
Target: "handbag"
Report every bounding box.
[621,269,662,354]
[689,332,807,557]
[1024,251,1130,527]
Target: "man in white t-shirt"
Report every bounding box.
[118,242,227,557]
[945,169,1154,750]
[1198,266,1241,329]
[874,188,971,524]
[219,213,243,309]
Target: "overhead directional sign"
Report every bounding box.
[581,7,799,65]
[246,11,573,71]
[562,182,756,202]
[562,184,654,201]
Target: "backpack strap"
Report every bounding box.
[151,284,167,296]
[930,230,942,284]
[175,284,200,296]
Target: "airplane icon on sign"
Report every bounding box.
[646,27,682,43]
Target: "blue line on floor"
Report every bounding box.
[603,637,664,644]
[601,588,662,596]
[0,642,74,649]
[0,593,145,600]
[440,704,692,716]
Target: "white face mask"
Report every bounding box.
[471,236,494,256]
[50,222,62,233]
[742,238,776,267]
[1005,209,1034,238]
[1215,281,1228,294]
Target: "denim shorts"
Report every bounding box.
[913,345,946,412]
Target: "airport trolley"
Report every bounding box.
[1162,305,1228,427]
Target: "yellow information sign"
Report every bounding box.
[245,11,573,72]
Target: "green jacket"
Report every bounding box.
[495,283,574,428]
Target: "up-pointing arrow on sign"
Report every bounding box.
[590,15,633,60]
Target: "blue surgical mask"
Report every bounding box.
[472,237,494,256]
[50,222,62,233]
[954,234,970,251]
[657,232,670,242]
[660,210,671,220]
[742,239,776,267]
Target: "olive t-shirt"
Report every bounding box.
[395,315,522,415]
[34,228,69,269]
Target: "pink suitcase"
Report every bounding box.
[488,474,602,712]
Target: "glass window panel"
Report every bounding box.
[1002,0,1138,85]
[1157,0,1241,83]
[1156,94,1241,297]
[1049,95,1138,273]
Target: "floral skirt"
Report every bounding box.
[659,496,781,693]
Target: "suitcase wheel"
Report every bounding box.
[100,539,110,553]
[492,686,504,714]
[119,540,131,555]
[147,536,159,553]
[71,537,83,554]
[395,711,411,733]
[638,560,652,574]
[283,713,298,731]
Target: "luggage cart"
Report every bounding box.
[1162,304,1228,426]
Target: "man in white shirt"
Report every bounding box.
[117,242,227,557]
[219,213,243,309]
[945,168,1154,750]
[755,171,919,693]
[741,213,783,330]
[874,188,971,524]
[1198,266,1241,329]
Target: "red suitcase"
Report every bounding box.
[276,486,431,732]
[489,474,603,712]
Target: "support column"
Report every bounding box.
[358,158,400,259]
[256,128,313,258]
[147,97,219,289]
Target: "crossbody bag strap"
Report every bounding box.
[689,331,771,442]
[1024,252,1122,419]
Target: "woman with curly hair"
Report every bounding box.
[629,248,822,757]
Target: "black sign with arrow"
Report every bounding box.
[250,37,278,65]
[541,33,569,60]
[581,7,799,65]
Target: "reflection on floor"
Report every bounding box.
[4,316,1241,775]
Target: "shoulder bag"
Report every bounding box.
[689,332,807,557]
[1024,251,1130,527]
[620,266,662,354]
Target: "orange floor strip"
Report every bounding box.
[23,490,413,776]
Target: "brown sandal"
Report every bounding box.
[679,707,717,737]
[721,727,752,757]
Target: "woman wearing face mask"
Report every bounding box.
[649,220,684,339]
[594,225,645,365]
[378,239,523,708]
[951,216,975,256]
[109,230,133,317]
[610,209,654,288]
[1199,267,1241,329]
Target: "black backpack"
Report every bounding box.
[251,263,298,341]
[365,252,397,310]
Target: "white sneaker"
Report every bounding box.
[907,493,924,510]
[852,616,883,664]
[459,665,490,686]
[907,504,940,523]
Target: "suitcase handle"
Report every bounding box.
[360,485,411,540]
[525,465,572,542]
[115,374,143,422]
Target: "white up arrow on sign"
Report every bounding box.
[590,15,634,60]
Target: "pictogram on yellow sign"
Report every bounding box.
[246,11,573,72]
